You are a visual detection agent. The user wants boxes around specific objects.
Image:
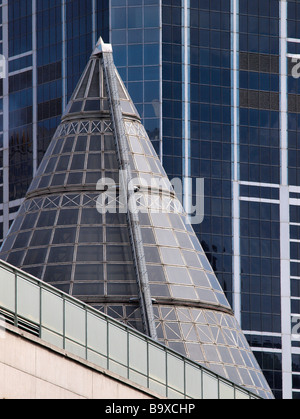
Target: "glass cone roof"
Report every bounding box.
[0,38,273,399]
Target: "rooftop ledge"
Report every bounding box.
[0,258,260,400]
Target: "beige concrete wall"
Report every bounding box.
[0,325,156,399]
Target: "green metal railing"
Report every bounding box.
[0,260,259,399]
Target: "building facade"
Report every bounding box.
[0,0,300,399]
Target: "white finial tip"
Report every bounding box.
[92,37,113,55]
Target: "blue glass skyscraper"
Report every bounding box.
[1,0,300,399]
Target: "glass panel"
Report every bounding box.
[41,289,64,333]
[13,231,31,249]
[104,153,119,169]
[51,173,66,187]
[62,137,75,153]
[140,137,153,156]
[149,379,167,397]
[175,231,194,249]
[219,381,235,399]
[57,209,78,226]
[168,213,184,230]
[48,246,74,263]
[196,289,218,304]
[37,210,56,227]
[106,227,130,243]
[207,272,224,292]
[65,301,86,345]
[30,229,52,247]
[8,251,24,266]
[24,248,47,265]
[129,136,143,154]
[56,155,70,171]
[106,213,127,225]
[17,277,40,323]
[65,339,86,359]
[167,353,184,393]
[235,389,250,399]
[45,157,57,173]
[75,136,87,152]
[129,334,147,375]
[185,364,202,399]
[182,250,202,268]
[189,269,211,287]
[129,370,148,388]
[147,158,160,173]
[87,154,101,169]
[149,344,166,384]
[0,267,15,311]
[151,213,171,228]
[39,175,51,189]
[216,292,230,308]
[90,135,102,151]
[144,246,161,263]
[107,264,135,281]
[70,101,83,113]
[87,312,107,356]
[73,282,104,296]
[67,172,83,185]
[109,360,128,379]
[22,212,38,229]
[168,389,184,398]
[41,328,64,349]
[76,245,103,262]
[108,323,128,366]
[104,134,115,151]
[85,100,100,112]
[107,282,138,296]
[202,372,219,399]
[147,265,166,282]
[106,245,132,262]
[155,228,178,247]
[44,265,72,282]
[141,228,155,244]
[1,233,17,252]
[87,349,107,369]
[53,228,76,244]
[134,155,150,172]
[138,212,151,226]
[150,283,171,297]
[81,208,103,224]
[74,264,103,281]
[86,172,102,184]
[70,154,86,170]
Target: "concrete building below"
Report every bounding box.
[0,323,156,400]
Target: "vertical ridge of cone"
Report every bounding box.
[0,38,273,399]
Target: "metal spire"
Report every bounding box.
[98,38,158,340]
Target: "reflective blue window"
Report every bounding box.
[144,5,159,27]
[111,7,126,29]
[128,44,143,66]
[113,45,127,67]
[144,44,159,66]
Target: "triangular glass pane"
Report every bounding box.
[87,60,100,98]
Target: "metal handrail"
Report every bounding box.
[0,259,260,399]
